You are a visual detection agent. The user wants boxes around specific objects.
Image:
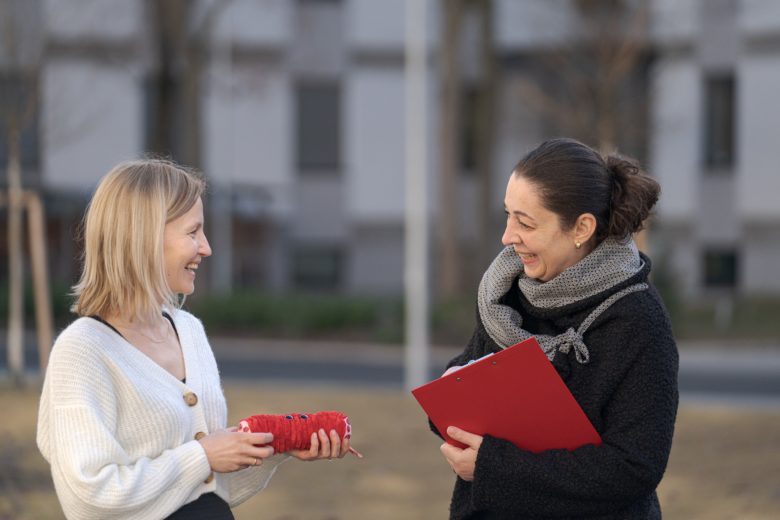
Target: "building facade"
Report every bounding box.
[650,0,780,297]
[2,0,779,300]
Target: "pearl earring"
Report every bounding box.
[575,241,582,249]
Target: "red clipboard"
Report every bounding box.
[411,337,602,453]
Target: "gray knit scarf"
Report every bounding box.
[477,238,648,364]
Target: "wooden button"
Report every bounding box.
[204,472,214,484]
[183,392,198,406]
[194,431,206,441]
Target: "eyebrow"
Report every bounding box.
[503,205,536,222]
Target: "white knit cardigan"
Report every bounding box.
[37,309,287,520]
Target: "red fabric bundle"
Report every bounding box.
[238,411,355,454]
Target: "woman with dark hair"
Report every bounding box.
[436,138,678,519]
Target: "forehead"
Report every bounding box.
[505,174,543,207]
[168,197,204,224]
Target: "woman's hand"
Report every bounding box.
[288,428,353,461]
[198,427,275,473]
[440,426,483,481]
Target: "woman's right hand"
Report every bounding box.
[197,428,275,473]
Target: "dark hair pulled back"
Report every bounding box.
[513,137,660,244]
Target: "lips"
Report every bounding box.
[515,250,537,262]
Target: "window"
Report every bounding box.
[296,82,341,172]
[0,71,40,175]
[703,74,735,170]
[291,245,343,289]
[702,248,738,288]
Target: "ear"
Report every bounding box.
[573,213,597,246]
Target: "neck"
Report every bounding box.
[106,309,171,345]
[107,309,164,330]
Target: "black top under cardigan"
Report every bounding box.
[438,258,679,520]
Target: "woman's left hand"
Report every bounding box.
[288,428,351,461]
[440,426,483,481]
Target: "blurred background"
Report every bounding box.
[1,0,779,519]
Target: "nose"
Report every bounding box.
[199,232,212,258]
[501,221,515,247]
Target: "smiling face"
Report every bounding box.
[163,197,211,295]
[502,174,593,282]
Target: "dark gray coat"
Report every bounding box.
[439,259,679,519]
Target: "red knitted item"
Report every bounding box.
[238,411,361,456]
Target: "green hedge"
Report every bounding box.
[1,281,777,345]
[0,282,73,329]
[187,291,406,343]
[187,292,482,346]
[670,296,780,341]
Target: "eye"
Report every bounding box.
[518,221,533,230]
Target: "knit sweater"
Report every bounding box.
[442,260,678,519]
[37,309,287,520]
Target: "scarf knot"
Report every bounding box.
[549,328,590,364]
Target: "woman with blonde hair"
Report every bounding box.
[37,159,351,519]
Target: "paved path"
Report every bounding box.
[676,346,780,408]
[210,338,780,408]
[3,335,779,408]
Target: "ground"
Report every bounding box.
[3,382,779,520]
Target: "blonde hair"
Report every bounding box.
[72,159,206,322]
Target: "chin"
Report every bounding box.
[529,271,550,282]
[172,285,195,296]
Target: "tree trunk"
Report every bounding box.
[475,0,497,271]
[148,0,189,159]
[6,127,25,385]
[181,27,206,170]
[25,191,53,373]
[438,0,463,298]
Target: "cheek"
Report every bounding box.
[549,243,578,268]
[521,231,540,249]
[163,252,182,278]
[534,238,560,263]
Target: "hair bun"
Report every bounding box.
[606,154,640,179]
[605,153,659,238]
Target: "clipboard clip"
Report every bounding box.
[456,353,497,381]
[467,353,495,365]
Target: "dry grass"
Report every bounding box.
[226,383,452,520]
[657,406,780,520]
[2,382,779,520]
